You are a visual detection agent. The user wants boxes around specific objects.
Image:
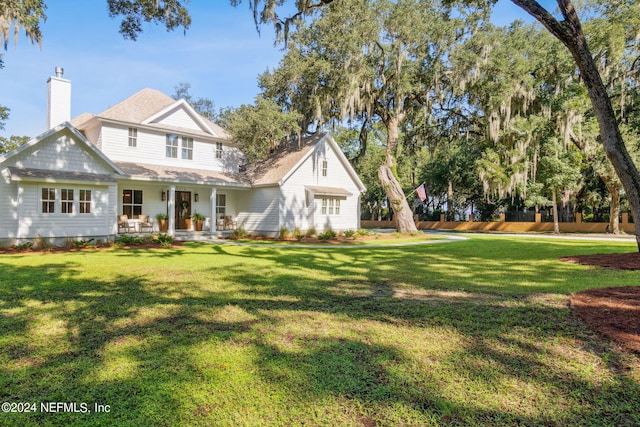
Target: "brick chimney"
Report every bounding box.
[47,66,71,129]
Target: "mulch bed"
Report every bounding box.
[0,241,183,255]
[571,286,640,353]
[562,252,640,353]
[560,252,640,270]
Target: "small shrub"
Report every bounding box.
[318,228,337,240]
[14,241,32,251]
[279,226,291,240]
[393,231,402,238]
[33,235,52,251]
[356,228,372,237]
[116,235,145,245]
[343,229,356,239]
[73,238,95,248]
[305,227,317,238]
[229,226,248,240]
[293,227,305,241]
[154,233,173,247]
[108,240,122,249]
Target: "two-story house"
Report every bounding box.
[0,69,366,245]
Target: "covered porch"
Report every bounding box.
[114,161,250,236]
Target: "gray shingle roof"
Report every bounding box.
[245,133,325,186]
[8,167,117,183]
[76,88,230,139]
[115,161,249,187]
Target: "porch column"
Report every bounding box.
[210,187,217,232]
[168,185,176,236]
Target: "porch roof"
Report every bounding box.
[305,185,353,197]
[7,167,117,184]
[114,161,250,187]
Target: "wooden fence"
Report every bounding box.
[361,213,636,233]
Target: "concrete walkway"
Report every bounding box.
[422,229,637,243]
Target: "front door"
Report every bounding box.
[175,191,191,229]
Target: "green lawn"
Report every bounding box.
[1,235,639,426]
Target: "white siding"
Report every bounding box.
[15,182,115,239]
[0,171,17,239]
[100,124,240,173]
[153,108,202,132]
[236,186,281,234]
[7,130,113,174]
[281,139,362,232]
[0,128,118,242]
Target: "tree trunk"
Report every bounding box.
[552,188,560,234]
[600,175,621,234]
[511,0,640,250]
[378,115,418,233]
[447,179,454,221]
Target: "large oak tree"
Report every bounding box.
[259,0,486,232]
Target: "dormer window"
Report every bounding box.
[128,127,137,147]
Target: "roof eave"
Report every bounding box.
[95,117,234,145]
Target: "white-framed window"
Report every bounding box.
[216,194,226,216]
[79,190,92,214]
[166,134,178,158]
[215,142,223,159]
[321,198,340,215]
[61,189,74,214]
[122,189,143,218]
[322,160,328,177]
[128,127,138,147]
[182,136,193,160]
[42,187,55,214]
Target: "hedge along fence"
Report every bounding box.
[362,213,636,234]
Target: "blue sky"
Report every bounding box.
[1,0,550,138]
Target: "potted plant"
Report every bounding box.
[156,213,168,232]
[191,212,205,231]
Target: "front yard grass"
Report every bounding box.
[1,235,639,426]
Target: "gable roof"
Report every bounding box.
[245,133,366,193]
[0,122,126,176]
[245,133,323,186]
[84,88,229,140]
[99,88,176,123]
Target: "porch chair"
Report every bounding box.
[118,215,136,234]
[139,215,154,233]
[223,215,237,230]
[216,216,225,231]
